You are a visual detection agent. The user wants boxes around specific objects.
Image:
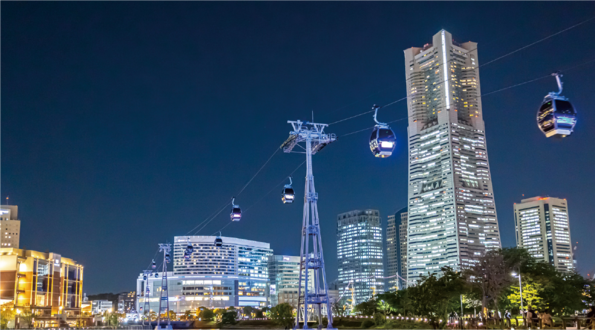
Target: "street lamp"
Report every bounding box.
[511,271,524,324]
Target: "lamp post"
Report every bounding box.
[512,271,524,325]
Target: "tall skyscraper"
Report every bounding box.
[386,208,408,290]
[514,197,574,273]
[267,255,314,307]
[0,205,21,248]
[404,30,501,283]
[337,209,384,305]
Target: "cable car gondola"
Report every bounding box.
[151,259,156,269]
[537,72,577,138]
[154,273,158,278]
[214,233,223,247]
[369,104,396,158]
[230,197,242,221]
[165,252,171,263]
[282,177,295,204]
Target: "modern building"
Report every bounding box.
[337,209,384,305]
[91,300,113,314]
[117,291,137,313]
[0,205,21,248]
[386,208,408,290]
[137,235,272,312]
[267,255,314,307]
[404,30,501,283]
[514,197,574,273]
[0,248,84,327]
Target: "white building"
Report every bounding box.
[404,30,501,283]
[267,255,314,307]
[0,205,21,248]
[137,236,273,312]
[337,209,384,305]
[514,197,574,273]
[91,300,113,314]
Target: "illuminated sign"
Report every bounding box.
[282,256,290,261]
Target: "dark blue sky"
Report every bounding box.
[2,2,595,294]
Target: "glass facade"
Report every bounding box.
[137,236,272,311]
[404,30,501,284]
[386,208,407,290]
[514,197,574,273]
[337,209,384,305]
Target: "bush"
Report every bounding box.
[361,319,375,328]
[374,312,386,325]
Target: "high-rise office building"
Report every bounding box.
[404,30,501,283]
[514,197,574,273]
[0,205,21,248]
[337,209,384,305]
[267,255,314,307]
[386,208,408,290]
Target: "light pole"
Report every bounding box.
[512,271,523,325]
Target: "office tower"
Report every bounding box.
[514,197,574,273]
[337,209,384,305]
[404,30,501,283]
[149,235,274,309]
[0,205,21,248]
[267,255,314,307]
[386,208,408,290]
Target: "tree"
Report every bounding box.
[408,266,466,325]
[243,306,254,318]
[354,298,377,316]
[377,289,411,316]
[199,308,214,321]
[183,309,193,320]
[507,281,545,311]
[148,310,157,321]
[0,308,15,329]
[464,250,515,316]
[254,309,264,318]
[220,311,237,325]
[270,303,294,328]
[331,298,347,319]
[18,308,34,328]
[168,310,177,321]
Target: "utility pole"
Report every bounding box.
[156,243,172,330]
[281,120,336,330]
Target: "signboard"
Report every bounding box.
[422,180,444,192]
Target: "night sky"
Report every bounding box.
[3,2,595,294]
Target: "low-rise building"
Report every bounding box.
[117,291,137,313]
[137,235,273,313]
[91,300,113,314]
[0,248,84,327]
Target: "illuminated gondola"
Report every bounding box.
[282,177,295,204]
[537,72,577,138]
[369,104,396,157]
[151,259,156,269]
[165,252,171,263]
[214,234,223,247]
[230,197,241,221]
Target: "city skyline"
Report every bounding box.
[2,2,595,293]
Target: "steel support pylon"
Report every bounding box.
[156,243,172,330]
[281,120,336,330]
[142,270,153,327]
